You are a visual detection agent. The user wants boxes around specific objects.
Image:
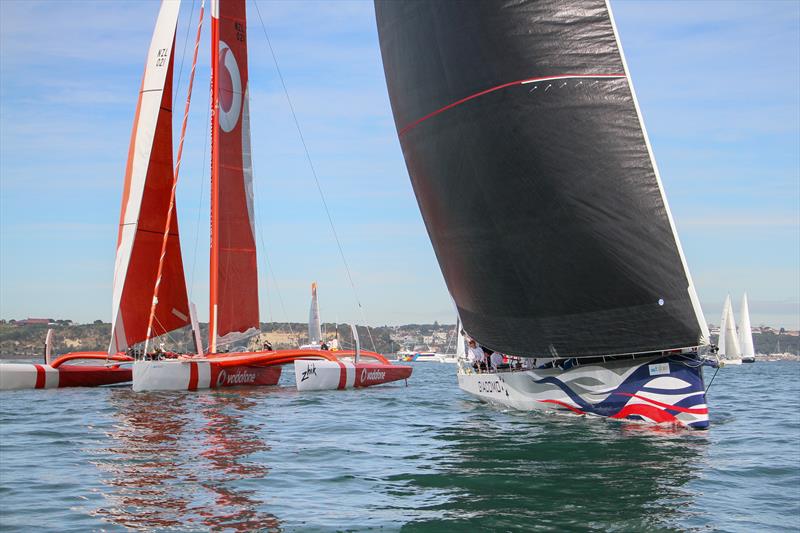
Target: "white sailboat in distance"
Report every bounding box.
[739,293,756,363]
[718,295,743,365]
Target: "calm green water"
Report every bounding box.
[0,361,798,532]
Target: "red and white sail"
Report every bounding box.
[109,0,189,354]
[209,0,259,352]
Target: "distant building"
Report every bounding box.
[16,318,55,326]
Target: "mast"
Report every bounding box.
[109,0,188,354]
[375,0,708,358]
[209,0,259,353]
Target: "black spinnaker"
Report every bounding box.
[375,0,708,358]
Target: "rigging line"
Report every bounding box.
[261,240,296,337]
[240,89,288,334]
[174,0,197,102]
[189,67,212,300]
[252,1,376,352]
[245,98,292,335]
[705,365,721,394]
[151,314,182,349]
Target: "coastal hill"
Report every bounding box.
[1,319,798,360]
[0,320,458,359]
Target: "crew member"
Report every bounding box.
[490,350,504,371]
[467,339,484,372]
[481,347,493,372]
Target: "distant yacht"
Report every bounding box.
[739,293,756,363]
[718,295,743,365]
[299,282,337,350]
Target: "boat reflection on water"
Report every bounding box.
[91,389,280,531]
[194,392,277,531]
[390,409,710,531]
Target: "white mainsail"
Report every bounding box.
[718,295,741,359]
[739,293,755,358]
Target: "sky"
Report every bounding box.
[0,0,798,330]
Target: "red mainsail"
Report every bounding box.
[209,0,259,352]
[110,1,189,354]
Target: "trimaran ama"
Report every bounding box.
[0,0,411,392]
[376,0,713,428]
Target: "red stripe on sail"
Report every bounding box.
[210,0,259,350]
[117,77,145,249]
[398,73,626,136]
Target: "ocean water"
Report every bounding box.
[0,361,798,532]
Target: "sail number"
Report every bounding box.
[234,21,245,42]
[155,48,168,67]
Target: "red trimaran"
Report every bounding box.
[0,0,410,392]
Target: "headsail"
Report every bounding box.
[719,295,741,358]
[375,0,709,357]
[110,0,188,354]
[209,0,259,352]
[308,282,322,344]
[739,293,755,358]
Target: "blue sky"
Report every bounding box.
[0,0,798,330]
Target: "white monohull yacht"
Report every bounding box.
[376,0,712,428]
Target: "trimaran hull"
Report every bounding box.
[0,363,132,390]
[133,349,412,392]
[0,352,134,391]
[134,358,281,391]
[457,354,709,429]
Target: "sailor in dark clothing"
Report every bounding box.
[481,347,492,372]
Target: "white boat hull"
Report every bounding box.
[457,354,709,429]
[294,359,412,391]
[133,359,281,392]
[0,361,132,390]
[0,364,59,390]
